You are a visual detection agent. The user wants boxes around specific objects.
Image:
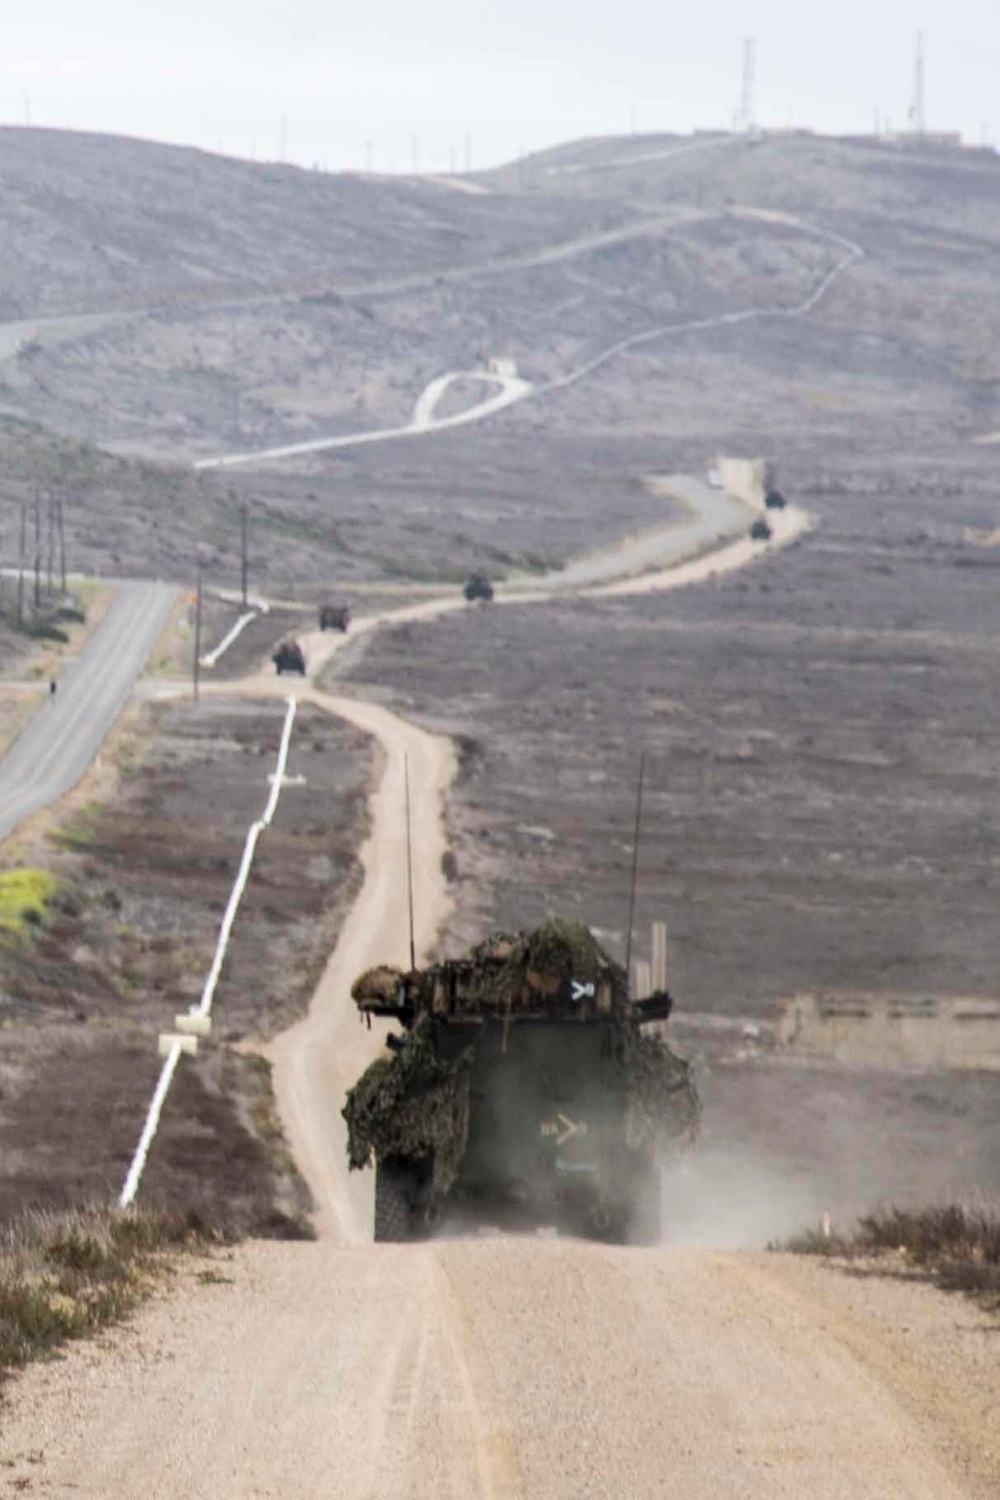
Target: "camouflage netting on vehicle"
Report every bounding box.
[621,1029,700,1157]
[342,1015,474,1193]
[459,918,628,1010]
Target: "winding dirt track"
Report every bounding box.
[5,526,1000,1498]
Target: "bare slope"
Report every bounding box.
[3,127,1000,586]
[0,126,609,318]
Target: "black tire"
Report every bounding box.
[374,1157,419,1242]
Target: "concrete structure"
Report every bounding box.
[777,992,1000,1071]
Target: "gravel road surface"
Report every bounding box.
[0,581,176,841]
[4,1236,997,1498]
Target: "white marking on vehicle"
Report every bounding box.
[541,1113,589,1146]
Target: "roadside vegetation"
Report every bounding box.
[0,1202,220,1387]
[0,869,57,937]
[781,1204,1000,1307]
[0,696,371,1237]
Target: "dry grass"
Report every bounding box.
[0,1202,219,1385]
[780,1204,1000,1306]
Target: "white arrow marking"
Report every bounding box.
[570,980,595,1002]
[556,1112,586,1147]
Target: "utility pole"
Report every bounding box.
[57,497,67,593]
[192,558,203,704]
[16,500,25,627]
[240,501,249,607]
[33,490,41,610]
[46,494,54,597]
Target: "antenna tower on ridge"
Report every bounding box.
[910,32,926,136]
[734,37,756,134]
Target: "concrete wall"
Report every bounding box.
[777,992,1000,1071]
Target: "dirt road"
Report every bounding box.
[5,1235,998,1497]
[5,517,997,1497]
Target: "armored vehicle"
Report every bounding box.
[319,603,350,632]
[344,920,699,1244]
[764,488,786,511]
[463,573,494,603]
[273,639,306,675]
[749,518,772,542]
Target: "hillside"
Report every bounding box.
[1,126,999,583]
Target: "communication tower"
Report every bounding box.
[909,32,926,136]
[734,38,756,134]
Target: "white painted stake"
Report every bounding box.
[199,610,259,668]
[175,1014,212,1037]
[120,1044,181,1207]
[159,1033,198,1058]
[119,698,298,1208]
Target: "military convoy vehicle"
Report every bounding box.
[749,518,772,542]
[319,603,350,632]
[463,573,494,603]
[273,639,306,674]
[764,489,786,510]
[344,919,699,1244]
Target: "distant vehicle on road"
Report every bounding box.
[319,603,350,632]
[463,573,494,603]
[764,489,787,510]
[749,518,772,543]
[273,639,306,675]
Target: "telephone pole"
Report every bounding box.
[46,494,55,597]
[192,559,203,704]
[240,501,249,607]
[33,490,41,610]
[16,500,25,626]
[57,497,67,592]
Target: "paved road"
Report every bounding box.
[0,582,176,841]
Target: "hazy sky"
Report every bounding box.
[2,1,998,172]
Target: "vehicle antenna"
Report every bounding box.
[623,751,646,986]
[405,752,416,971]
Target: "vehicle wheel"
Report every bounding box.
[374,1157,419,1242]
